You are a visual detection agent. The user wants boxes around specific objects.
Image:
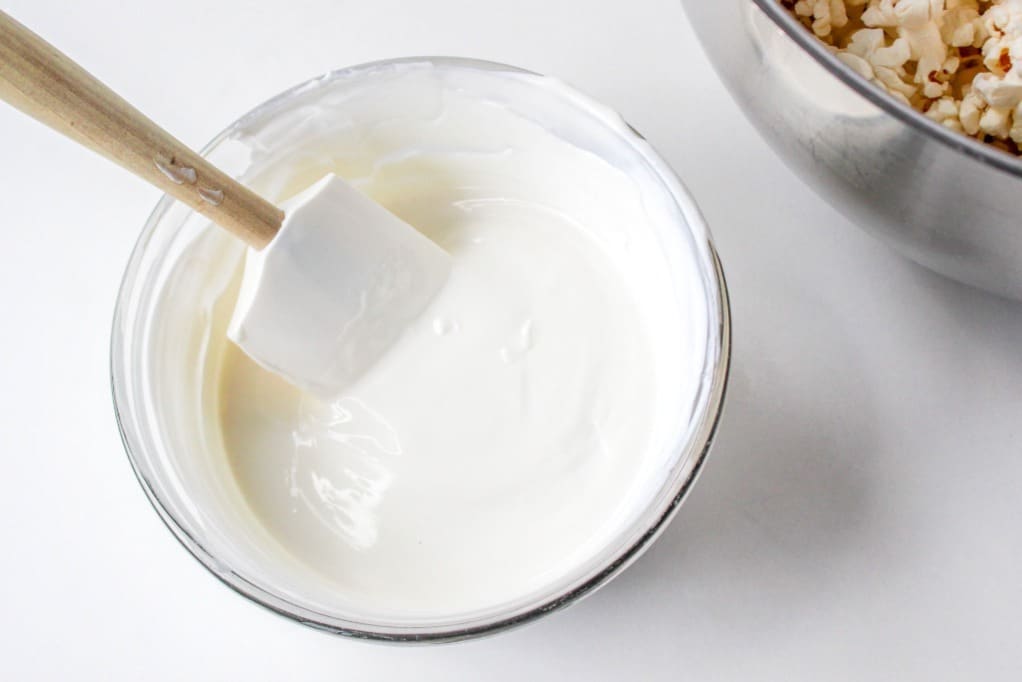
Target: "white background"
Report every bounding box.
[2,0,1021,679]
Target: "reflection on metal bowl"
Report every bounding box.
[681,0,1022,300]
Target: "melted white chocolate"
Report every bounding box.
[150,61,715,623]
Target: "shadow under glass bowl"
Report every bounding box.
[681,0,1022,300]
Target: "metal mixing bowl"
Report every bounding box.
[681,1,1022,299]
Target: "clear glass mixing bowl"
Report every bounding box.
[110,57,731,642]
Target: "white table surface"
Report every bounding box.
[2,0,1021,679]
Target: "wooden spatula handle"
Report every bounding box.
[0,10,282,249]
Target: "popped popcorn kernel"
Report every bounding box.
[925,95,961,122]
[980,104,1012,135]
[782,0,1022,155]
[960,90,987,133]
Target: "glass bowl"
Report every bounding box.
[111,57,731,642]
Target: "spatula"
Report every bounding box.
[0,10,451,396]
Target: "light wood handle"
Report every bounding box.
[0,11,282,249]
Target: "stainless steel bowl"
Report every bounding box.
[681,0,1022,300]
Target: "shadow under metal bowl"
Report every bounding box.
[681,0,1022,300]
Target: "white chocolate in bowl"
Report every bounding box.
[146,61,715,625]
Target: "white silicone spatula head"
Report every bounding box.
[0,11,450,395]
[228,174,450,395]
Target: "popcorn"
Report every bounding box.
[973,70,1022,106]
[942,4,985,48]
[959,89,987,132]
[1011,100,1022,139]
[925,95,964,130]
[795,0,852,36]
[782,0,1022,154]
[979,103,1012,135]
